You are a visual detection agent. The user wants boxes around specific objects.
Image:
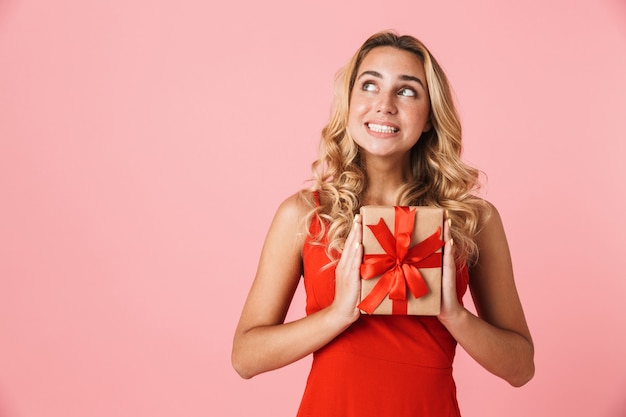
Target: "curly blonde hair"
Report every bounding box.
[301,31,488,265]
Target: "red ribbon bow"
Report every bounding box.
[358,206,444,315]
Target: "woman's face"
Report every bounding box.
[347,46,431,160]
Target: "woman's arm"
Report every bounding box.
[438,202,534,387]
[231,193,362,379]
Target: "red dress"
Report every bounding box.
[297,209,469,417]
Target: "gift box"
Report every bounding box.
[358,206,445,315]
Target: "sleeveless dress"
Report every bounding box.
[297,200,470,417]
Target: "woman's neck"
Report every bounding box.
[361,154,411,206]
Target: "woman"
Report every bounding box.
[232,31,534,416]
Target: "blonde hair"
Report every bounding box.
[302,31,487,265]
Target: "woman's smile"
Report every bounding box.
[366,122,400,135]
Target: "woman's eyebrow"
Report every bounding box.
[358,70,425,89]
[399,74,425,89]
[358,70,383,79]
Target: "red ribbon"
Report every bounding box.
[358,206,444,315]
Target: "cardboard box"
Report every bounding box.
[358,206,444,315]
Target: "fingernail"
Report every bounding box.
[449,238,454,247]
[353,214,360,223]
[447,218,452,228]
[355,242,361,250]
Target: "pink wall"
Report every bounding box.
[1,0,625,416]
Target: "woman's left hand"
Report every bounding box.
[437,215,465,322]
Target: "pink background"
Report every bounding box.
[1,0,626,416]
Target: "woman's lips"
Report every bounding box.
[366,122,399,134]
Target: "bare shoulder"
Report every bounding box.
[275,190,314,224]
[471,198,506,242]
[472,199,510,262]
[270,190,315,245]
[259,189,320,267]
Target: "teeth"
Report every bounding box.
[368,123,398,133]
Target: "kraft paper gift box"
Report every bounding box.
[358,206,445,315]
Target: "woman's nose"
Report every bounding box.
[376,92,397,114]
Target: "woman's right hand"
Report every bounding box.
[330,214,363,325]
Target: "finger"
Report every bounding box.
[337,214,362,270]
[351,239,363,271]
[353,214,362,242]
[442,215,454,265]
[349,214,363,270]
[344,214,359,245]
[443,213,452,242]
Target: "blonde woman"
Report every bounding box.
[232,31,534,416]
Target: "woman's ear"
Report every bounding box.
[423,116,433,133]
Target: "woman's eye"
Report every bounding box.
[398,88,416,97]
[362,82,376,92]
